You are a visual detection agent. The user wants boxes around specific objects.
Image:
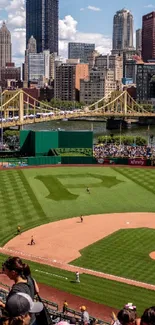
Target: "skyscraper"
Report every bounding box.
[142,12,155,62]
[23,36,37,83]
[26,0,58,54]
[112,9,134,51]
[27,35,37,54]
[0,22,12,68]
[136,29,142,54]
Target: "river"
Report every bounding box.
[23,120,155,144]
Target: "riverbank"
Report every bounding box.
[23,119,155,144]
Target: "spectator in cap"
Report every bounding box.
[80,306,89,325]
[62,300,68,314]
[117,308,137,325]
[0,292,43,325]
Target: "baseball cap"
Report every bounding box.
[124,303,136,310]
[6,292,43,317]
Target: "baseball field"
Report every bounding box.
[1,166,155,315]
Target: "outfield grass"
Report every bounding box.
[0,166,155,246]
[0,253,154,315]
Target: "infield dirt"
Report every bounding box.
[4,212,155,263]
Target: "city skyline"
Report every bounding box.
[0,0,155,66]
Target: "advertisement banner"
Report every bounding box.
[128,158,147,166]
[97,158,115,164]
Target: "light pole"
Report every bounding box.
[120,121,122,146]
[148,125,150,146]
[0,87,3,149]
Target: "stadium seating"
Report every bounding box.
[0,286,108,324]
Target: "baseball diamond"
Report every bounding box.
[1,166,155,317]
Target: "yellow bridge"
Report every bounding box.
[0,89,155,128]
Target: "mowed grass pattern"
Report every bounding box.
[0,170,49,246]
[71,228,155,284]
[0,166,155,246]
[113,167,155,195]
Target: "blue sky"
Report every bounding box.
[60,0,155,35]
[0,0,155,65]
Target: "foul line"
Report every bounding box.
[35,269,68,280]
[0,246,155,291]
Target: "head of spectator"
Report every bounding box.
[2,257,30,282]
[80,306,86,312]
[0,292,43,325]
[141,306,155,325]
[117,308,137,325]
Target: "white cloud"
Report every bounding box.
[144,4,155,8]
[0,0,9,9]
[59,15,112,59]
[8,11,25,28]
[59,15,77,40]
[6,0,25,12]
[87,5,101,11]
[80,8,85,11]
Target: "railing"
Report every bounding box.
[0,285,109,324]
[1,111,155,128]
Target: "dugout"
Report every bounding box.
[20,130,93,157]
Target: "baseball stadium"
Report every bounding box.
[0,129,155,323]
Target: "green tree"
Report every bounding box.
[97,135,147,146]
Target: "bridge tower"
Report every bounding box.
[19,90,24,123]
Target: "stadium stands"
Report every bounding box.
[0,286,108,325]
[94,144,155,159]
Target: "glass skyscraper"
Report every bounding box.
[26,0,58,54]
[112,9,134,50]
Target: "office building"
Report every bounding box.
[123,49,137,82]
[136,62,155,102]
[28,50,50,85]
[142,12,155,62]
[0,22,12,71]
[26,0,59,53]
[112,9,134,50]
[55,63,89,101]
[136,29,142,55]
[0,62,20,88]
[87,50,100,70]
[49,52,62,82]
[68,42,95,63]
[95,54,123,82]
[80,69,117,105]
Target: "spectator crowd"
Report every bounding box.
[94,144,155,159]
[0,256,155,325]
